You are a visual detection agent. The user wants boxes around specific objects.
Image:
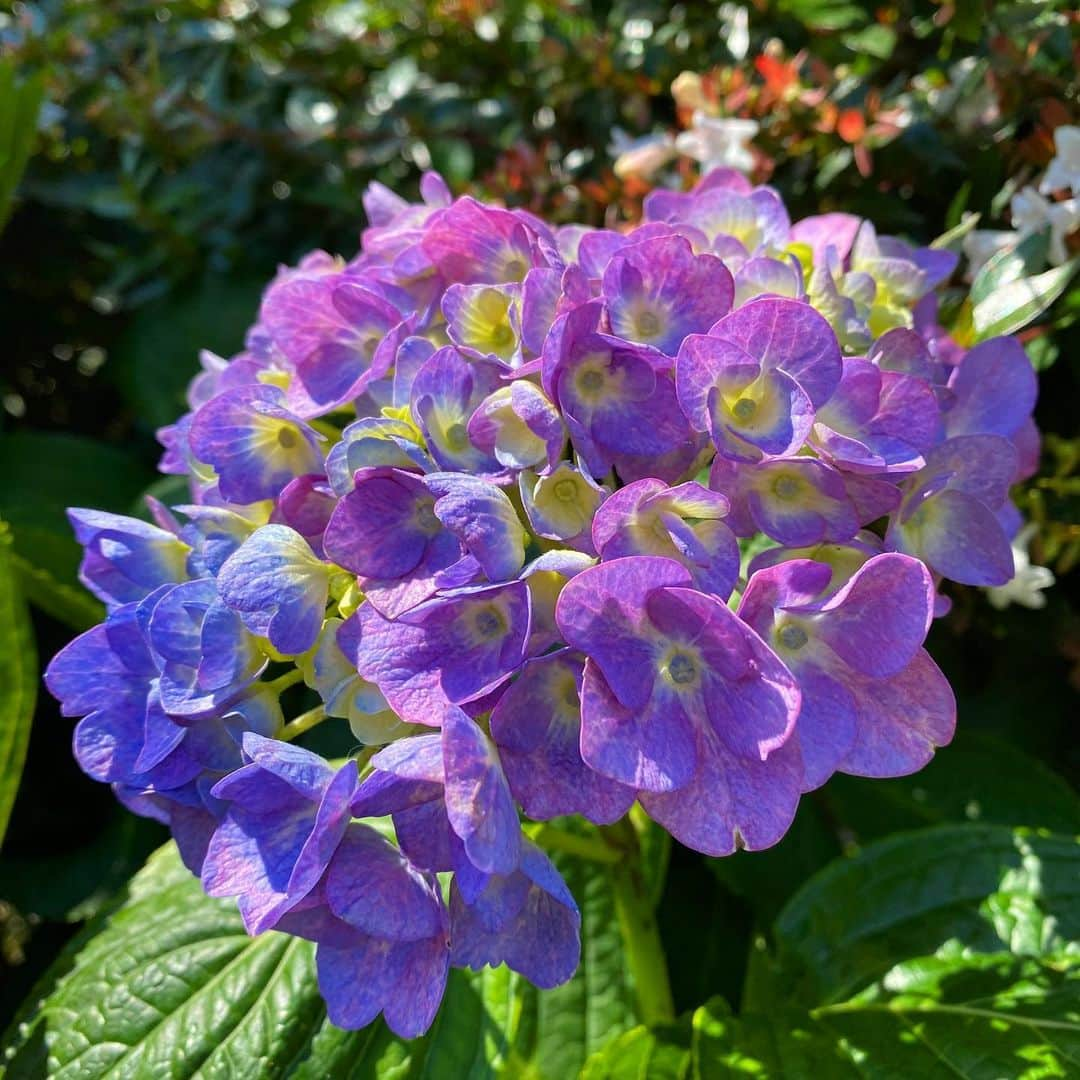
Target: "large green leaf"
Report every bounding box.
[0,843,531,1079]
[0,521,37,847]
[1,831,647,1079]
[579,1019,693,1080]
[520,851,639,1077]
[590,827,1080,1079]
[774,825,1080,1004]
[812,948,1080,1078]
[691,949,1080,1080]
[0,432,155,617]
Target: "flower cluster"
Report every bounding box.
[46,167,1039,1037]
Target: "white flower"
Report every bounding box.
[985,525,1055,611]
[719,4,750,62]
[675,111,759,175]
[962,229,1019,280]
[1010,186,1080,265]
[1039,125,1080,196]
[610,128,676,180]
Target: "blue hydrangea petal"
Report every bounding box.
[218,524,330,655]
[441,705,522,875]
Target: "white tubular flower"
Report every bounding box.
[1011,186,1080,265]
[985,525,1055,611]
[610,128,677,179]
[719,4,750,62]
[675,111,760,175]
[1039,125,1080,196]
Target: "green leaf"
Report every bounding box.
[0,60,46,233]
[972,256,1080,340]
[930,209,980,253]
[773,826,1080,1005]
[689,827,1080,1078]
[2,837,647,1079]
[821,732,1080,842]
[0,521,36,847]
[0,843,532,1079]
[0,432,155,599]
[970,230,1050,306]
[580,1018,693,1080]
[691,997,858,1078]
[518,844,640,1077]
[812,948,1080,1078]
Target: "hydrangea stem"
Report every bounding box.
[525,823,622,864]
[279,705,327,741]
[602,816,675,1026]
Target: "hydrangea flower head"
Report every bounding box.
[46,167,1040,1036]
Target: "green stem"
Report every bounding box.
[525,823,622,864]
[279,705,327,741]
[267,669,304,695]
[602,816,675,1026]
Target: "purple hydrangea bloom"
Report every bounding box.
[67,509,191,607]
[943,336,1038,440]
[216,523,330,656]
[442,282,523,367]
[189,384,324,504]
[323,466,463,617]
[146,579,266,717]
[449,840,580,989]
[467,381,566,473]
[812,357,941,474]
[299,825,450,1038]
[46,164,1045,1037]
[601,234,734,355]
[676,297,841,462]
[556,556,802,853]
[410,346,503,475]
[739,554,955,790]
[885,435,1017,585]
[542,301,693,475]
[489,649,636,824]
[346,581,531,724]
[262,272,407,413]
[591,478,738,598]
[709,456,863,546]
[202,733,359,933]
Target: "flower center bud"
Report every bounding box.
[732,397,757,421]
[490,322,514,348]
[635,310,662,338]
[554,478,579,502]
[580,370,604,392]
[662,649,700,688]
[778,623,809,651]
[277,427,298,449]
[473,605,507,641]
[772,475,801,501]
[414,498,440,536]
[445,422,469,450]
